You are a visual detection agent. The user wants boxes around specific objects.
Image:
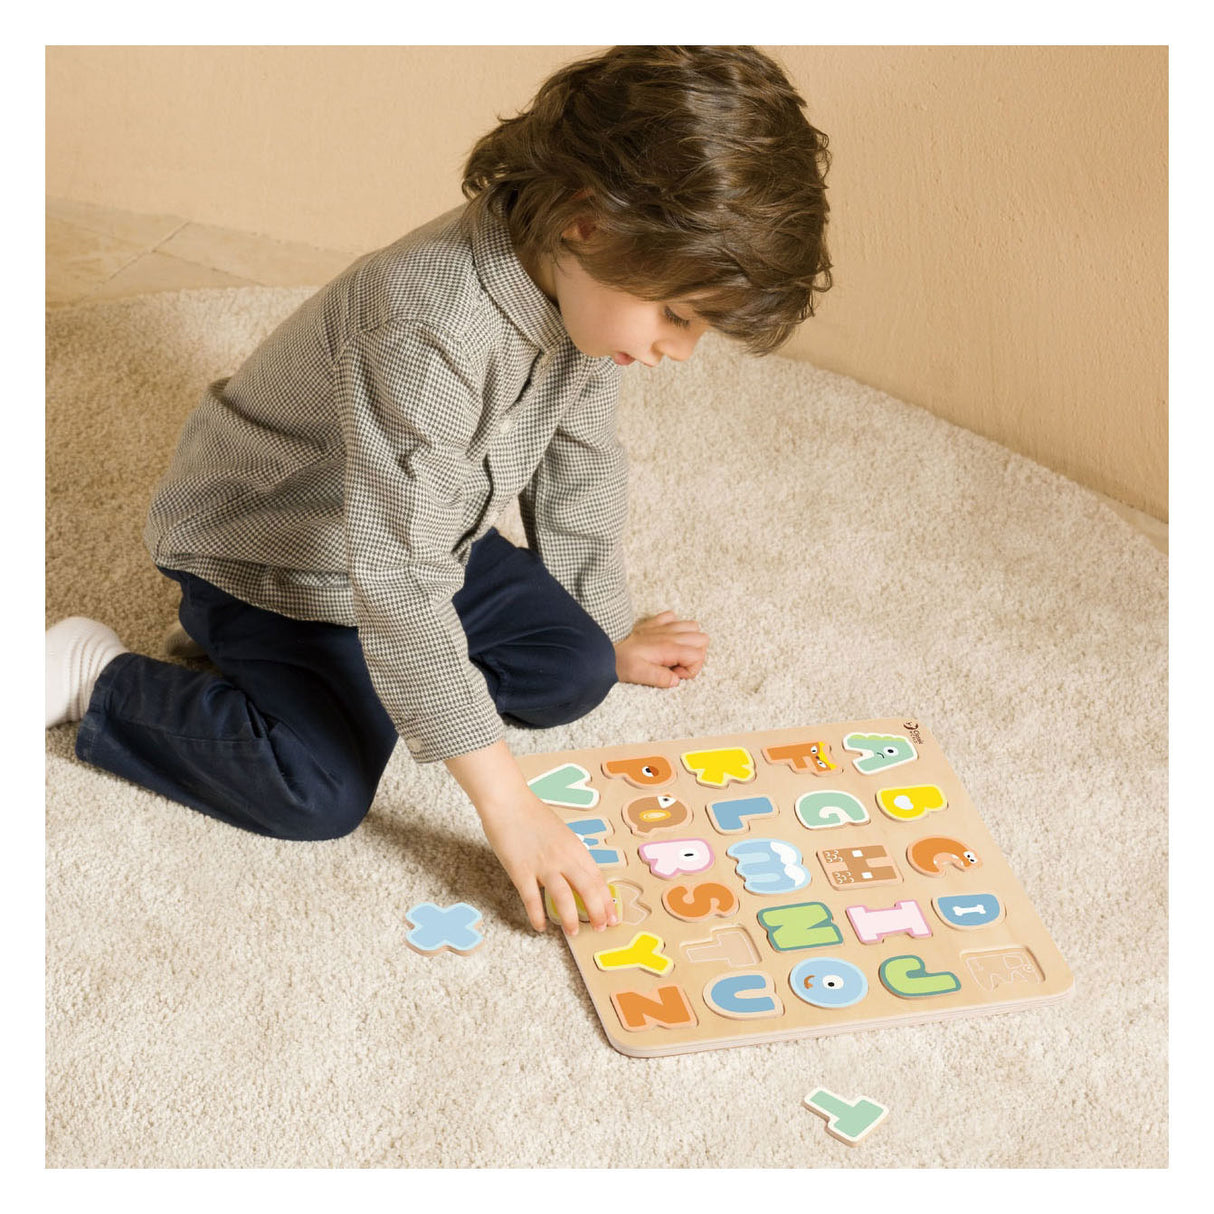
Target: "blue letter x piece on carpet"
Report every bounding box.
[405,901,485,955]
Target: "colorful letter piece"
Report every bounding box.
[962,947,1044,991]
[846,899,932,945]
[795,789,870,830]
[727,838,811,895]
[762,739,837,775]
[544,881,639,927]
[610,984,697,1031]
[703,971,784,1020]
[879,954,961,999]
[602,754,675,788]
[544,886,591,925]
[933,893,1003,930]
[707,795,777,834]
[843,732,917,775]
[565,818,623,867]
[661,881,739,922]
[803,1089,889,1147]
[622,794,691,835]
[907,835,981,876]
[681,926,762,968]
[877,784,948,822]
[756,902,844,951]
[788,956,868,1008]
[594,931,673,976]
[528,763,599,809]
[817,844,901,888]
[404,902,485,956]
[638,837,714,879]
[681,747,756,788]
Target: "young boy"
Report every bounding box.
[45,45,831,939]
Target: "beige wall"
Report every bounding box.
[46,45,1168,520]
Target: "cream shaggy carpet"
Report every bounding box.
[45,286,1167,1169]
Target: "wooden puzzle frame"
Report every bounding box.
[516,718,1074,1058]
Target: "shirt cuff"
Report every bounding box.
[398,694,505,764]
[601,596,635,644]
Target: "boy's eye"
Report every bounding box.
[663,307,691,329]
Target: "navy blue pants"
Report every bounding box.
[76,529,618,840]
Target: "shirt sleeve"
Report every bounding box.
[518,359,634,643]
[335,320,504,764]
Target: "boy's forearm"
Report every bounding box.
[444,738,533,820]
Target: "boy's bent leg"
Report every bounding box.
[75,574,399,841]
[455,529,619,729]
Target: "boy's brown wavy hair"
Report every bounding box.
[462,45,832,355]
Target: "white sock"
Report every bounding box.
[45,617,128,728]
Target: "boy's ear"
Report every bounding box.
[562,215,597,243]
[563,188,596,243]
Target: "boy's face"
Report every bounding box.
[543,234,712,368]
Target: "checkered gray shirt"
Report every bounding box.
[145,202,633,763]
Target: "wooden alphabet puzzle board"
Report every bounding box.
[516,718,1073,1058]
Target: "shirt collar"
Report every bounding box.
[468,201,571,353]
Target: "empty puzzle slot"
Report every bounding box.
[960,946,1045,992]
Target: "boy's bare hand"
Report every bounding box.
[614,610,709,688]
[478,793,619,935]
[446,739,618,935]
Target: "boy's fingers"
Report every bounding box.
[656,642,707,667]
[621,659,679,688]
[518,881,547,932]
[544,876,582,936]
[662,635,709,656]
[670,623,707,640]
[572,870,618,931]
[646,622,708,645]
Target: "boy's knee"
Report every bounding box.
[574,626,619,710]
[242,712,389,841]
[261,764,374,842]
[504,624,618,729]
[281,803,367,841]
